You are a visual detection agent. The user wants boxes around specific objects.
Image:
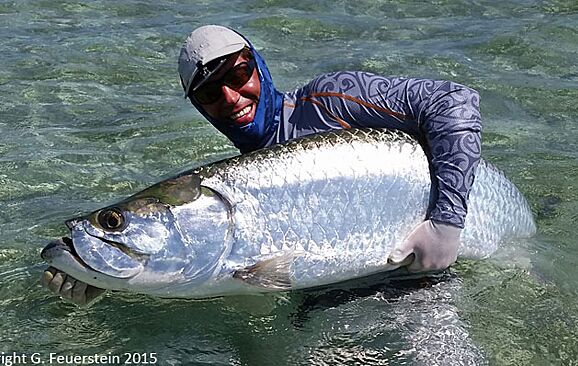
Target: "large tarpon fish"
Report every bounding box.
[41,129,536,298]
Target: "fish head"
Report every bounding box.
[42,173,233,295]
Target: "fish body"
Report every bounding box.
[41,129,536,298]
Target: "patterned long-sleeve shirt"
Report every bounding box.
[261,71,482,228]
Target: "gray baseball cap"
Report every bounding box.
[178,25,249,98]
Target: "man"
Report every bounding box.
[42,25,482,305]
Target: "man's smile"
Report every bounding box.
[231,104,252,120]
[228,102,256,126]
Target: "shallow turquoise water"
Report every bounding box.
[1,1,577,365]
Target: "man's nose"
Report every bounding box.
[221,85,240,104]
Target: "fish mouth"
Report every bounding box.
[42,223,145,280]
[42,235,144,271]
[41,236,87,266]
[41,236,109,286]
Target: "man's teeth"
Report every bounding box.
[230,105,251,119]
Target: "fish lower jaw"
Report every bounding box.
[41,238,132,291]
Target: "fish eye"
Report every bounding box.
[97,208,127,231]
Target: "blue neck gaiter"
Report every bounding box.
[191,41,283,154]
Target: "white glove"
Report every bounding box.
[388,220,461,273]
[41,266,106,306]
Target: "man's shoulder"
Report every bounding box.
[306,71,379,88]
[296,71,416,97]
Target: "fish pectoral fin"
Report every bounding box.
[233,253,295,290]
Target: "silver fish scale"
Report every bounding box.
[461,159,536,257]
[197,129,535,288]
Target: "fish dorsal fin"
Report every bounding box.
[233,252,296,290]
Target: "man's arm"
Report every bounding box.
[415,80,482,228]
[395,79,482,272]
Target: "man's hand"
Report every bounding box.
[388,220,461,272]
[41,267,106,306]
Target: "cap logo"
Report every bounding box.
[197,60,210,78]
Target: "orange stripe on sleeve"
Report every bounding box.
[309,92,410,120]
[301,96,351,129]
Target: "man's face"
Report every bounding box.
[194,51,261,126]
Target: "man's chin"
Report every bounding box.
[231,118,252,127]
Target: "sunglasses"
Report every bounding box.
[191,59,256,105]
